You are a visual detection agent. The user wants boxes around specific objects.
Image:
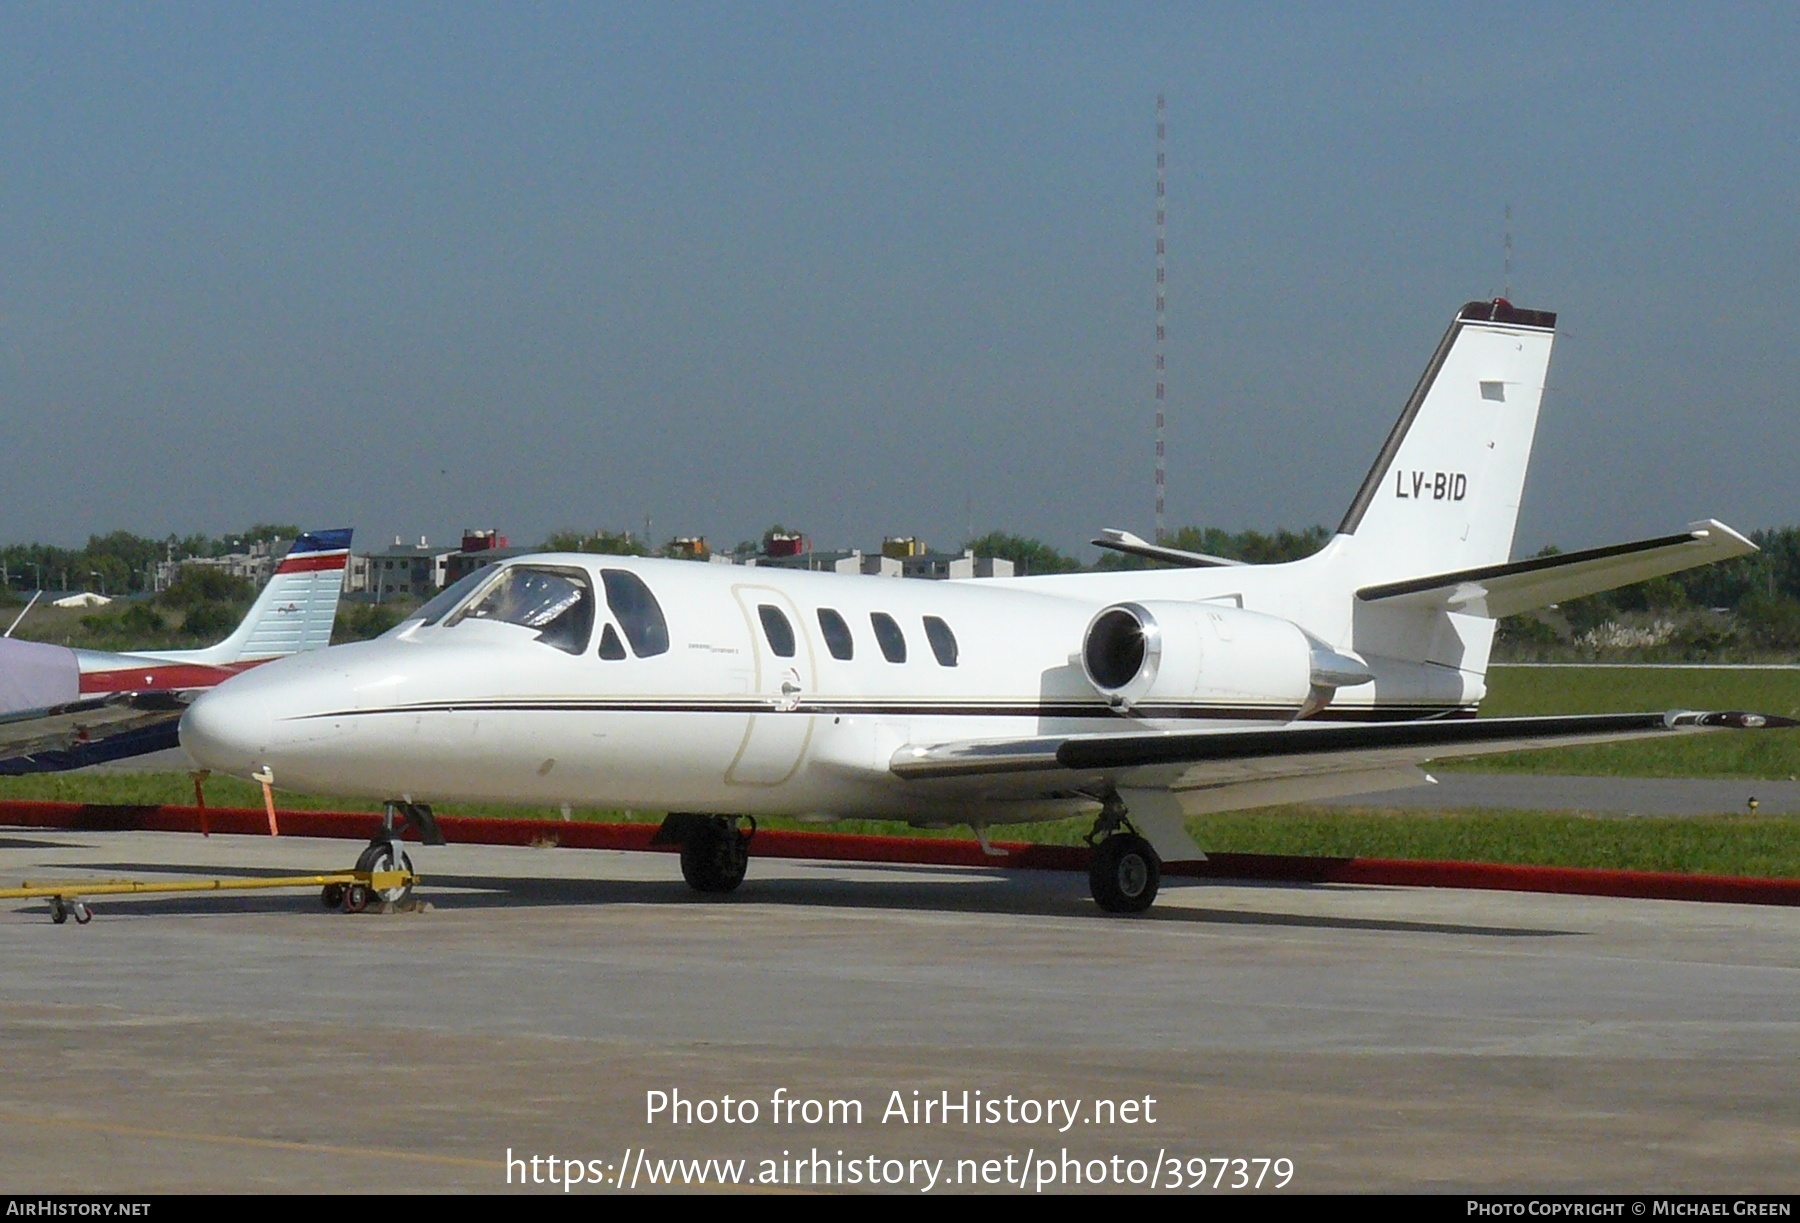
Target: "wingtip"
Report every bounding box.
[1692,711,1800,730]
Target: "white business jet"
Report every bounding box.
[179,303,1791,912]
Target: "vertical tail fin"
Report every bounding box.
[1336,300,1557,586]
[147,529,353,665]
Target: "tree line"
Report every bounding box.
[7,521,1799,659]
[0,524,299,598]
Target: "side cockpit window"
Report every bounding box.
[601,569,670,658]
[450,566,594,655]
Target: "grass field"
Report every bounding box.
[5,766,1800,879]
[1454,665,1800,778]
[3,665,1799,877]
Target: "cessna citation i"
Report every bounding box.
[180,303,1793,913]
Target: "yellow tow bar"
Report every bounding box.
[0,869,419,924]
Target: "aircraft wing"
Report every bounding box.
[0,693,188,775]
[890,710,1794,810]
[1355,520,1755,619]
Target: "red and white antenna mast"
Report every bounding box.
[1153,93,1168,542]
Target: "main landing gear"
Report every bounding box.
[653,814,756,894]
[1085,794,1161,915]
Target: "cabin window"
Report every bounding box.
[597,623,627,660]
[758,605,797,657]
[450,565,594,655]
[870,612,906,663]
[922,615,958,667]
[817,608,854,660]
[601,569,670,657]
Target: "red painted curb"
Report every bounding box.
[2,799,1797,907]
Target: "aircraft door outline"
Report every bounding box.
[725,585,817,787]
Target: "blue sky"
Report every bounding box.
[3,3,1795,556]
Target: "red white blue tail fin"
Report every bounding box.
[145,529,352,666]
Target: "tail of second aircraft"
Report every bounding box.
[144,529,354,666]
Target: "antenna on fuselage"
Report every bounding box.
[4,590,41,638]
[1503,202,1513,301]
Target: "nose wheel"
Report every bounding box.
[353,839,415,905]
[319,837,417,910]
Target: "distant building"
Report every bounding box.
[947,551,1014,580]
[765,531,807,558]
[897,547,1014,580]
[363,536,456,602]
[443,529,533,586]
[342,553,370,594]
[153,536,294,593]
[729,530,1014,580]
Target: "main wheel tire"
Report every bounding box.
[354,840,415,905]
[1088,833,1161,914]
[679,818,749,894]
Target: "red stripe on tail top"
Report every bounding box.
[275,551,349,574]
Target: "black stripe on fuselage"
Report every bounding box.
[297,699,1475,723]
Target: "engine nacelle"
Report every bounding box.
[1080,600,1370,715]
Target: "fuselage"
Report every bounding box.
[179,550,1481,824]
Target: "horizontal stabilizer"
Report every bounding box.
[1092,529,1244,569]
[1355,520,1756,619]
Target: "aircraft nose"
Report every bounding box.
[179,683,278,777]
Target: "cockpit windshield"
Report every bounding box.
[404,568,496,629]
[444,565,595,654]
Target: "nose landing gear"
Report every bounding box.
[354,838,415,906]
[316,799,434,911]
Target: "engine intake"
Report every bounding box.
[1083,605,1156,693]
[1080,600,1371,716]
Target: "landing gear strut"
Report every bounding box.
[1084,794,1161,915]
[655,813,755,894]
